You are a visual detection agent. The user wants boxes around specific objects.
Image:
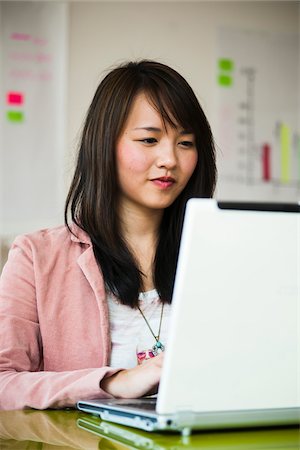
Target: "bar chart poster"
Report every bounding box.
[0,2,68,235]
[214,28,299,202]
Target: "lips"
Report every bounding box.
[151,176,175,189]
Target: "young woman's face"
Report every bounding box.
[116,93,198,214]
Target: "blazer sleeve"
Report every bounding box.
[0,238,120,410]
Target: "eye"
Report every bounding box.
[179,140,195,148]
[139,138,158,144]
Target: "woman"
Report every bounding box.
[0,60,216,410]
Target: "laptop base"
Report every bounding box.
[77,399,300,434]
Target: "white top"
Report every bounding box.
[107,289,171,368]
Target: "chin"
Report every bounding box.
[146,200,175,210]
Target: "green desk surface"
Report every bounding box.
[0,409,299,450]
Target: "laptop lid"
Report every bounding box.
[157,199,300,415]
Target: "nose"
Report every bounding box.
[156,143,177,169]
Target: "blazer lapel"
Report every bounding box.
[77,245,111,365]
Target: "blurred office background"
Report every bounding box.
[0,0,299,270]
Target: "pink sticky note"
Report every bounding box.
[7,92,24,105]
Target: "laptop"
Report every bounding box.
[77,199,300,433]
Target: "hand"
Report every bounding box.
[100,352,164,398]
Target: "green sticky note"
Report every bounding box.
[218,59,234,72]
[6,110,24,123]
[218,75,232,87]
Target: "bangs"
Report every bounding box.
[142,81,197,134]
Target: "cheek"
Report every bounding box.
[182,152,198,178]
[117,144,149,174]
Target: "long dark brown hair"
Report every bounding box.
[65,60,217,307]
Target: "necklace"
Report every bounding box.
[137,302,165,355]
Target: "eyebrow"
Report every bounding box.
[133,127,161,132]
[133,126,194,135]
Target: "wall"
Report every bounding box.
[67,1,299,186]
[0,1,68,270]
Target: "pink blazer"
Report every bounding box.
[0,224,121,410]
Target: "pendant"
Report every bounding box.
[152,340,165,353]
[137,348,157,365]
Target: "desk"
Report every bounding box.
[0,410,299,449]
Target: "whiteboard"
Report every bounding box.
[215,28,300,202]
[0,2,68,235]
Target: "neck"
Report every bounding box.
[118,203,164,292]
[119,203,163,243]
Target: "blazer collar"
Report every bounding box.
[69,223,91,245]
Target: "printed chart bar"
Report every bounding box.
[262,143,271,182]
[280,124,290,183]
[298,137,300,183]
